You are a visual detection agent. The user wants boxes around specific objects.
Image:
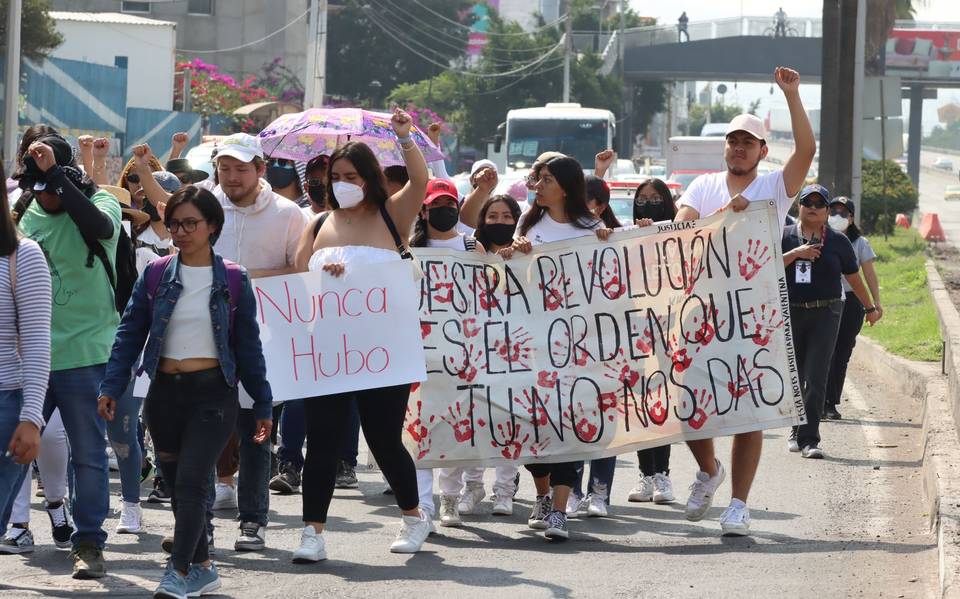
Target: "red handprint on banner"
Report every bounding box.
[685,307,725,348]
[644,382,669,425]
[405,400,435,458]
[429,263,454,304]
[467,278,502,312]
[462,317,480,339]
[529,437,552,457]
[563,401,601,442]
[446,342,485,383]
[683,252,704,296]
[745,304,784,347]
[440,401,475,443]
[687,388,717,430]
[738,239,772,281]
[538,267,573,312]
[596,255,625,299]
[492,421,530,460]
[493,326,533,369]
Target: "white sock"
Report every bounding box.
[730,498,746,509]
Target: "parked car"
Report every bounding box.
[607,181,640,225]
[945,185,960,201]
[933,157,954,171]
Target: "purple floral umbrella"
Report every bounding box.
[258,108,443,166]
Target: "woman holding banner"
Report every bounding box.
[298,108,432,560]
[500,155,611,540]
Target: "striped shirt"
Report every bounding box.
[0,239,52,428]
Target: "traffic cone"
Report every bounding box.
[895,213,911,229]
[920,213,946,242]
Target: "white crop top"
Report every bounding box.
[161,265,218,360]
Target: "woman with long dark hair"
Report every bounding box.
[585,175,621,229]
[0,160,52,551]
[500,155,610,540]
[823,196,881,420]
[299,108,431,560]
[99,186,273,598]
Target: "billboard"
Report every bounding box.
[886,29,960,79]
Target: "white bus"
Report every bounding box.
[493,103,616,175]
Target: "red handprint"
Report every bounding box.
[516,388,550,427]
[493,327,533,369]
[462,317,480,338]
[537,370,559,389]
[644,383,668,425]
[685,307,726,348]
[538,269,573,311]
[467,280,501,312]
[687,388,717,430]
[745,304,784,347]
[667,334,693,372]
[597,255,625,299]
[492,421,529,460]
[529,437,552,457]
[563,401,601,442]
[420,322,433,339]
[440,401,474,443]
[405,399,435,443]
[738,239,772,281]
[446,343,485,383]
[430,263,454,303]
[683,253,704,296]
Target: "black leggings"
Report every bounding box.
[302,384,418,522]
[144,369,238,573]
[524,461,579,488]
[826,292,865,409]
[638,445,671,476]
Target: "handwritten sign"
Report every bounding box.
[254,261,427,400]
[404,201,804,467]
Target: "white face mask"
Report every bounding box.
[828,214,849,232]
[332,181,365,209]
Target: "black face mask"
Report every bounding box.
[428,206,460,232]
[484,223,516,247]
[635,202,666,222]
[307,184,326,207]
[142,200,161,222]
[266,165,297,189]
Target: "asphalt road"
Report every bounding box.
[0,358,936,599]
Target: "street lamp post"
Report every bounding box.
[2,0,22,173]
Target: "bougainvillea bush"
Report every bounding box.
[175,58,275,131]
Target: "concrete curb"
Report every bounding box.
[852,259,960,598]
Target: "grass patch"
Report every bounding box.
[860,228,941,361]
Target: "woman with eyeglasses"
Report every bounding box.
[782,185,880,460]
[99,185,272,599]
[823,196,881,421]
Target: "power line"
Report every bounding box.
[177,7,309,53]
[473,62,566,96]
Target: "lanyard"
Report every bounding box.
[797,223,827,248]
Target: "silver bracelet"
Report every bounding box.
[396,135,413,145]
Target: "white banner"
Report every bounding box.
[404,201,804,467]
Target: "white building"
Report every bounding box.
[49,11,176,111]
[496,0,561,31]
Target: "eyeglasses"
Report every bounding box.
[635,193,663,204]
[799,198,827,209]
[166,218,203,233]
[126,173,140,184]
[305,178,324,187]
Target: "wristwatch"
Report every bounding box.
[865,306,877,313]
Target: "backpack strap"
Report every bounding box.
[311,211,331,240]
[8,244,17,298]
[463,236,477,252]
[379,205,413,260]
[145,255,177,312]
[223,260,243,335]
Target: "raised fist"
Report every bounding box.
[171,131,189,148]
[775,66,800,94]
[426,122,442,146]
[77,135,94,151]
[28,142,56,173]
[92,138,110,158]
[391,107,413,139]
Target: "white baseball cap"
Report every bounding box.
[216,133,263,163]
[725,114,767,141]
[470,159,498,177]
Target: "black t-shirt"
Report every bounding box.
[781,224,859,303]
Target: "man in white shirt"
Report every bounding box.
[208,133,308,552]
[674,66,815,536]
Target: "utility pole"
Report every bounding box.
[562,5,572,103]
[304,0,328,108]
[819,0,839,192]
[3,0,22,172]
[851,0,865,213]
[619,0,631,157]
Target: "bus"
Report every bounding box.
[492,103,616,175]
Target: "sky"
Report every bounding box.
[628,0,960,135]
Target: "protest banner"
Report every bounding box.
[404,201,804,468]
[253,260,426,401]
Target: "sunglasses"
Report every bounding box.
[799,197,827,209]
[126,173,140,184]
[305,178,324,187]
[634,193,663,204]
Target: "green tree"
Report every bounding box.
[924,121,960,151]
[860,158,919,234]
[684,102,749,137]
[0,0,63,61]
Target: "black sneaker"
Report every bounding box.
[162,532,214,555]
[824,407,842,420]
[140,457,154,484]
[45,500,74,549]
[70,543,106,579]
[544,510,569,540]
[270,453,279,478]
[335,461,358,489]
[147,475,172,504]
[268,462,301,494]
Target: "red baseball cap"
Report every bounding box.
[424,178,459,206]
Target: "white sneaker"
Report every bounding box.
[787,431,800,453]
[0,527,34,554]
[627,474,655,502]
[212,483,237,511]
[439,495,462,527]
[390,512,431,553]
[106,446,119,472]
[457,482,485,515]
[491,493,513,516]
[585,493,608,517]
[292,525,327,563]
[527,494,552,529]
[116,501,143,534]
[652,473,675,504]
[720,503,751,536]
[565,495,586,519]
[684,459,726,521]
[801,444,824,459]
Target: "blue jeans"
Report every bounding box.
[44,364,109,549]
[237,409,270,526]
[0,390,31,532]
[279,398,359,471]
[105,375,143,504]
[573,457,617,504]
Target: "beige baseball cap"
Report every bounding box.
[216,133,263,163]
[725,114,767,141]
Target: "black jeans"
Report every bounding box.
[790,301,843,449]
[144,369,239,573]
[826,292,865,409]
[302,384,418,523]
[638,445,671,476]
[524,461,579,488]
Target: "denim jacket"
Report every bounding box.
[99,252,273,420]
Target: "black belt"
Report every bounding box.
[790,298,843,309]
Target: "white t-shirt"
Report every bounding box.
[678,170,794,229]
[161,265,217,360]
[519,212,601,246]
[841,235,876,293]
[427,234,472,250]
